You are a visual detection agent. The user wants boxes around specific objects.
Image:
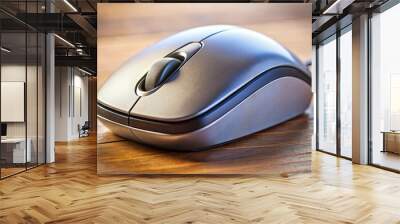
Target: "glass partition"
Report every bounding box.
[316,25,353,160]
[317,35,337,154]
[1,30,28,177]
[339,27,352,158]
[27,30,38,169]
[0,2,46,179]
[370,3,400,171]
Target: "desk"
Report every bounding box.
[382,131,400,154]
[1,138,31,163]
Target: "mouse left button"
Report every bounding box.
[97,63,141,115]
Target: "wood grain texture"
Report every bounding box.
[98,114,312,175]
[1,137,400,223]
[97,3,312,175]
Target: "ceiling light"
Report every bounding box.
[77,67,93,76]
[63,0,78,12]
[323,0,355,15]
[54,34,75,48]
[323,0,341,14]
[1,47,11,53]
[76,48,85,55]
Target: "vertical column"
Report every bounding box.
[45,1,55,163]
[46,33,55,163]
[88,76,97,133]
[352,14,369,164]
[311,45,317,150]
[336,30,341,157]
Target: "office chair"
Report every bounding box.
[79,121,90,138]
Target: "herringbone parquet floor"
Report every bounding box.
[1,136,400,224]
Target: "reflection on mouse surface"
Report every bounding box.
[97,25,312,151]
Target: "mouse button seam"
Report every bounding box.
[128,96,141,127]
[199,28,233,42]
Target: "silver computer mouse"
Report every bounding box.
[98,25,312,151]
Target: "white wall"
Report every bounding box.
[55,67,89,141]
[70,73,89,139]
[55,67,69,141]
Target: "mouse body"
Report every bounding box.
[98,25,312,151]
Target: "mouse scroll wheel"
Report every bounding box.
[143,57,182,91]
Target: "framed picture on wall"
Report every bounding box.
[1,81,25,122]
